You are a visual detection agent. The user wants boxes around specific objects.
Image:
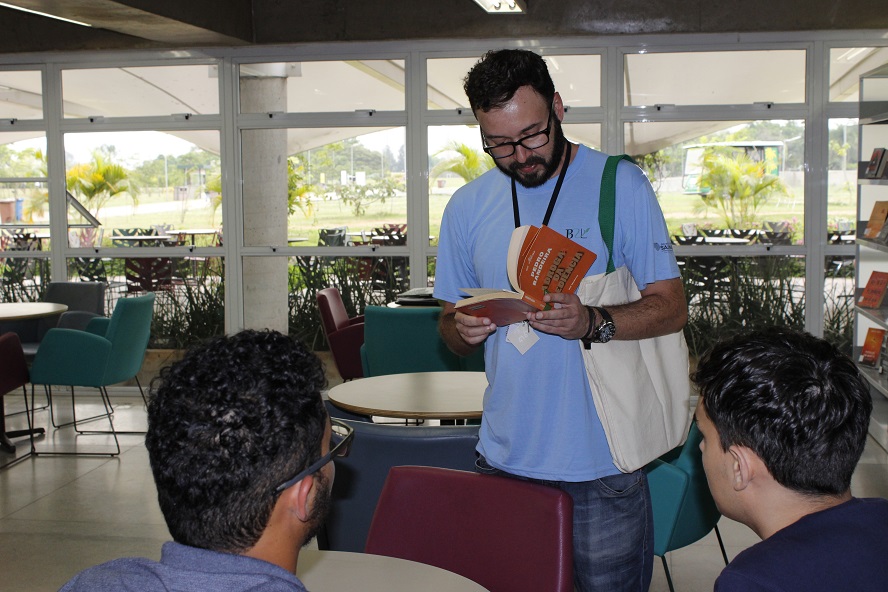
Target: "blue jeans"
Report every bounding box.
[476,456,653,592]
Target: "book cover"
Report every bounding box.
[878,153,888,180]
[864,201,888,239]
[865,148,886,178]
[858,271,888,309]
[455,225,597,326]
[859,328,886,366]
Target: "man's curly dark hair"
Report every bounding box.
[463,49,555,114]
[145,329,327,553]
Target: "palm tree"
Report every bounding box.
[429,142,493,188]
[696,148,788,229]
[66,152,137,216]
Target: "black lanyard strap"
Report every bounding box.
[511,141,573,229]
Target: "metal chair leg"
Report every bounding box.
[0,384,41,470]
[33,386,120,457]
[661,556,675,592]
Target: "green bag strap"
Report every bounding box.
[599,154,635,274]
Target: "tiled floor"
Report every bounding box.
[2,392,887,592]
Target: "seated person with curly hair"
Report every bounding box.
[60,330,342,592]
[693,327,888,592]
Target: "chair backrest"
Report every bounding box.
[647,421,722,556]
[317,288,364,380]
[318,227,347,246]
[38,281,106,339]
[366,466,574,592]
[323,420,479,552]
[361,306,461,376]
[317,287,351,334]
[102,293,156,384]
[0,332,29,397]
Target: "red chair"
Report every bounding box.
[317,287,364,381]
[365,466,574,592]
[0,332,42,467]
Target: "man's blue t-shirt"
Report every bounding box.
[715,497,888,592]
[59,541,309,592]
[434,144,679,481]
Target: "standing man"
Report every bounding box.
[60,330,348,592]
[434,49,687,591]
[693,327,888,591]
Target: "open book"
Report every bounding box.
[455,225,597,326]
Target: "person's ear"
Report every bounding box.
[280,474,315,523]
[553,92,564,122]
[729,445,756,491]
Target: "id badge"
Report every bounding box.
[506,321,539,354]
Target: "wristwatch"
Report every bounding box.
[582,306,616,349]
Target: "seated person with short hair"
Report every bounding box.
[692,327,888,592]
[61,330,336,592]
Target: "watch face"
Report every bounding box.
[596,321,616,343]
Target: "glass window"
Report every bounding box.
[242,127,406,247]
[682,255,806,358]
[0,70,43,120]
[827,118,857,236]
[829,47,888,103]
[625,120,805,241]
[0,134,47,231]
[0,256,51,303]
[239,60,405,113]
[68,256,225,347]
[427,54,601,110]
[824,256,854,355]
[427,123,601,244]
[64,131,222,247]
[62,65,220,118]
[624,50,806,106]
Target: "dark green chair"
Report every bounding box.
[29,293,155,456]
[646,421,729,592]
[360,306,461,376]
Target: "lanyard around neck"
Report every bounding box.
[511,141,573,229]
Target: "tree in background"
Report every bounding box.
[429,142,493,187]
[67,150,138,216]
[696,147,788,229]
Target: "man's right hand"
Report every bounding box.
[439,302,496,355]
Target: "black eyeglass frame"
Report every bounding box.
[274,418,354,494]
[481,100,555,160]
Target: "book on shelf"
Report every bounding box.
[865,148,887,179]
[858,271,888,309]
[859,328,887,367]
[864,200,888,239]
[879,153,888,180]
[454,224,597,326]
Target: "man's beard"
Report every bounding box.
[301,470,333,548]
[496,124,567,189]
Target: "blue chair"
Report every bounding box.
[646,421,729,592]
[320,419,479,552]
[29,293,155,456]
[360,305,483,376]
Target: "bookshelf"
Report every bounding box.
[855,64,888,453]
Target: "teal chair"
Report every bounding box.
[646,421,729,592]
[29,293,156,456]
[361,306,483,376]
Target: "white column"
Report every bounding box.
[240,75,289,333]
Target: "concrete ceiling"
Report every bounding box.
[0,0,886,54]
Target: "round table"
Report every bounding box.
[297,550,489,591]
[0,302,68,321]
[327,371,487,420]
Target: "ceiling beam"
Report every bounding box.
[1,0,253,45]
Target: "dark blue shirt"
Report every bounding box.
[59,541,308,592]
[715,497,888,592]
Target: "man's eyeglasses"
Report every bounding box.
[274,419,354,494]
[481,101,554,160]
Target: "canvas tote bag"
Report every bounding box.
[576,154,691,473]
